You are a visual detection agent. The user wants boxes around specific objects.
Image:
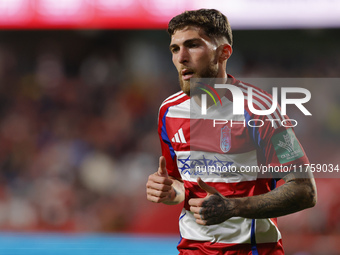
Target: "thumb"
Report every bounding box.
[197,177,218,195]
[157,156,168,177]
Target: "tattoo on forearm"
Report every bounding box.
[240,178,316,219]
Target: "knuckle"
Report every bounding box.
[157,178,166,184]
[161,185,170,192]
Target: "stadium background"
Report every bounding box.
[0,1,339,254]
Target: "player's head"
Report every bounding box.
[168,9,233,96]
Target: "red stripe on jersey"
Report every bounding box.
[178,238,284,255]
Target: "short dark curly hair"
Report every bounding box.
[168,9,233,46]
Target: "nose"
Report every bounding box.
[177,47,189,64]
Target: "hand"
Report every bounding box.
[188,177,236,225]
[146,156,175,203]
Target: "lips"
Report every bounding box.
[181,69,194,81]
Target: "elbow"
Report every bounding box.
[291,178,317,210]
[302,179,317,209]
[309,184,317,208]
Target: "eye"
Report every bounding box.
[189,42,199,48]
[171,47,179,53]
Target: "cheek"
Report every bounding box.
[197,47,214,60]
[172,55,180,70]
[196,51,215,69]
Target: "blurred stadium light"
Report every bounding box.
[0,0,339,29]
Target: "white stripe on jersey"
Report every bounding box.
[179,209,281,244]
[174,133,180,143]
[255,218,282,243]
[166,100,191,118]
[160,92,186,109]
[180,209,253,243]
[176,150,258,183]
[164,91,183,103]
[178,128,187,143]
[166,97,245,121]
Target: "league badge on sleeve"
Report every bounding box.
[220,126,231,153]
[271,128,304,164]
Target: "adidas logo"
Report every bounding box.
[171,128,187,144]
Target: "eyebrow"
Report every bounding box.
[169,38,203,51]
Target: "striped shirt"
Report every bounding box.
[158,75,309,254]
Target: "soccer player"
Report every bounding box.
[146,9,316,254]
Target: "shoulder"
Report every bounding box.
[228,76,278,112]
[158,91,190,119]
[227,75,285,128]
[227,75,273,102]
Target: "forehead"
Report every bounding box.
[170,26,210,45]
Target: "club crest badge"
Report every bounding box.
[220,126,231,153]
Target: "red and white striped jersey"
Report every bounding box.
[158,75,309,254]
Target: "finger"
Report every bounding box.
[147,194,168,203]
[195,218,207,225]
[188,198,204,207]
[193,213,201,220]
[158,156,169,177]
[197,177,218,195]
[146,188,169,198]
[149,173,173,186]
[189,206,201,214]
[146,180,172,191]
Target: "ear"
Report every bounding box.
[219,44,232,62]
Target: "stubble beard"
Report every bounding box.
[179,64,219,97]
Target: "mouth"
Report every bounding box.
[181,69,194,81]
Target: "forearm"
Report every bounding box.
[162,178,185,205]
[229,168,317,219]
[234,177,316,219]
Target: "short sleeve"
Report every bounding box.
[243,86,309,170]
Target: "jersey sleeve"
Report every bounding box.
[244,85,309,170]
[158,106,181,180]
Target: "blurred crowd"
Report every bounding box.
[0,28,339,245]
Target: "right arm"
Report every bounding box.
[146,156,185,205]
